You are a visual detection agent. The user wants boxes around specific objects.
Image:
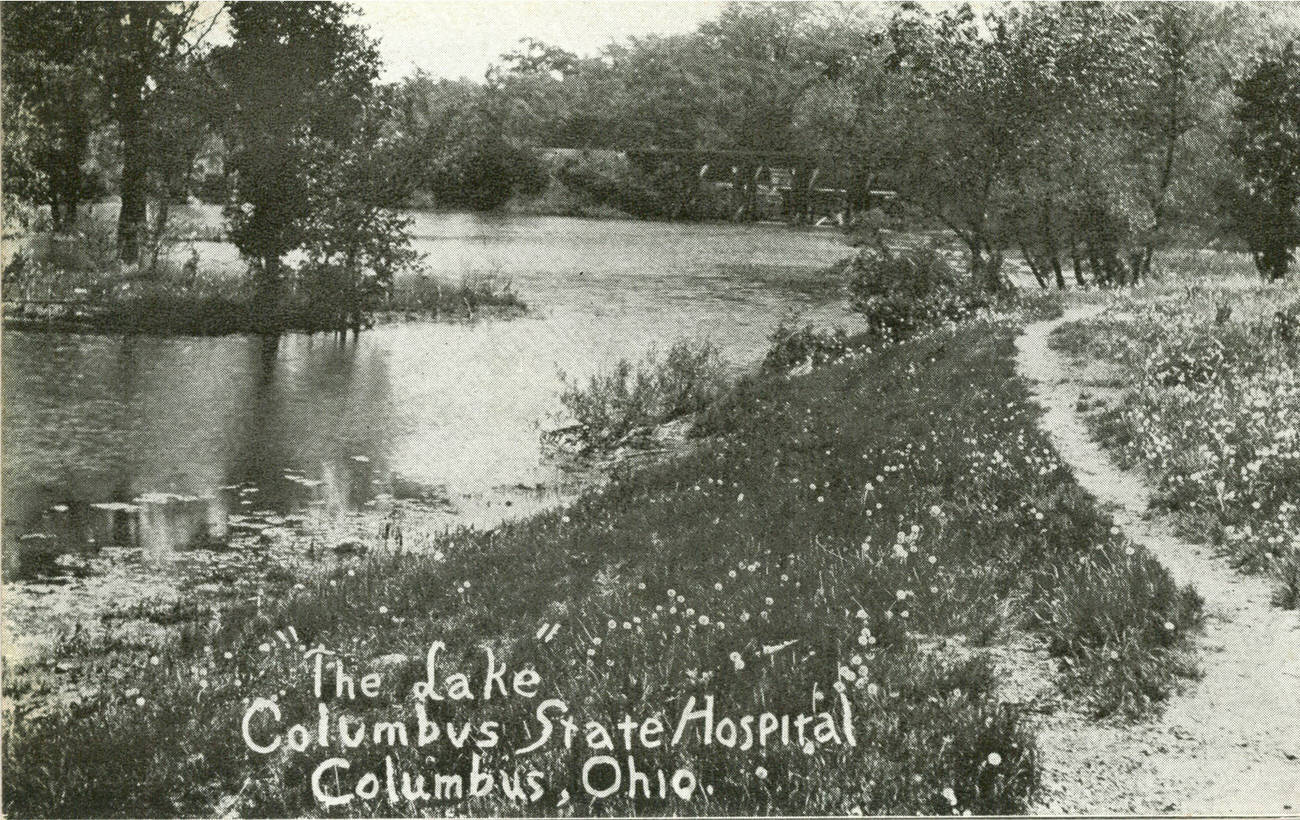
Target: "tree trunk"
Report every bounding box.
[1069,241,1086,287]
[149,197,171,270]
[255,255,285,332]
[1050,255,1066,290]
[49,149,84,233]
[113,7,160,264]
[1018,240,1048,289]
[117,113,149,263]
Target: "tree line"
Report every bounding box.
[3,0,1299,306]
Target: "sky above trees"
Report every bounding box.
[195,0,723,81]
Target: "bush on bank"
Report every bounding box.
[847,248,989,342]
[557,340,730,450]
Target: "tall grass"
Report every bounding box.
[2,225,525,335]
[3,314,1199,817]
[1052,278,1300,608]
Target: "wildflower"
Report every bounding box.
[698,615,710,626]
[987,752,1002,767]
[942,787,958,806]
[755,766,768,780]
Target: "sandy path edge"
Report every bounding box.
[1013,305,1300,815]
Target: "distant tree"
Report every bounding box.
[97,1,215,263]
[1223,42,1300,280]
[1119,3,1251,280]
[1,3,105,231]
[142,50,222,264]
[999,3,1153,289]
[889,4,1081,291]
[296,94,420,330]
[214,1,382,320]
[789,14,900,221]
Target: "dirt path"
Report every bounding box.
[1014,305,1300,814]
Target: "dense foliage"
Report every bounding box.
[1220,43,1300,280]
[847,248,988,340]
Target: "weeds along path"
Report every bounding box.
[1015,305,1300,814]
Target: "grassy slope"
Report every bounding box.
[3,315,1201,817]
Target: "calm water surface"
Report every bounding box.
[2,214,856,590]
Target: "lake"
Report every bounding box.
[1,213,857,648]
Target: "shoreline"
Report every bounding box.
[0,301,529,338]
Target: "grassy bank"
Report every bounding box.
[1051,278,1300,608]
[3,307,1201,817]
[2,232,525,336]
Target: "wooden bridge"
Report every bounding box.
[618,146,893,223]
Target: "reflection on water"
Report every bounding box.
[3,214,855,585]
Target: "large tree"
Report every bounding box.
[296,92,420,330]
[98,1,213,263]
[1224,41,1300,280]
[1,3,104,231]
[215,1,381,316]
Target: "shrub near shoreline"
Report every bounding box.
[4,307,1201,817]
[1052,285,1300,608]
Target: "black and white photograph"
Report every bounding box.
[2,1,1299,815]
